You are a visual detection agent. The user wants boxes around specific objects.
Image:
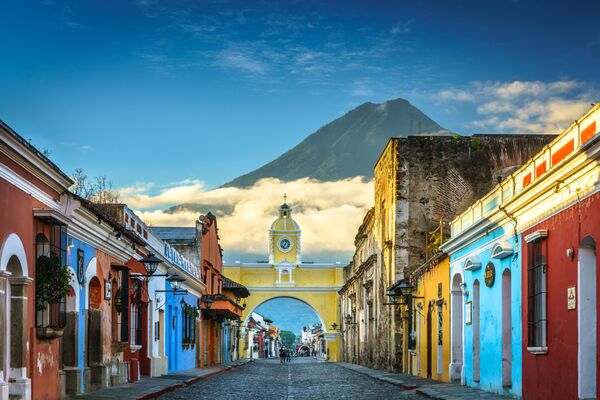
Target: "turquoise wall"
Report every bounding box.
[449,225,522,397]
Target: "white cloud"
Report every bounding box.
[120,177,373,257]
[215,47,270,75]
[431,80,596,134]
[390,21,412,35]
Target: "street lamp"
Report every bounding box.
[140,253,162,276]
[202,296,214,310]
[155,273,188,295]
[167,273,185,290]
[396,279,414,298]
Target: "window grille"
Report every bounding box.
[111,269,130,343]
[527,239,547,347]
[130,278,142,346]
[34,220,67,330]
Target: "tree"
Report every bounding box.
[71,168,120,203]
[280,330,296,348]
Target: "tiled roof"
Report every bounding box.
[223,277,250,298]
[152,227,197,242]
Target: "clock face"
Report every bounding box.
[278,237,292,252]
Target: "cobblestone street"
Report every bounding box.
[159,358,426,400]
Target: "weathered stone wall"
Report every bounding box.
[401,134,555,281]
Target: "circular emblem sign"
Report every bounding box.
[484,263,495,287]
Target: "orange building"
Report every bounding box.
[199,213,225,367]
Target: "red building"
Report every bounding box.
[0,121,75,400]
[517,104,600,399]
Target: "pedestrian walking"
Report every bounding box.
[286,348,291,363]
[279,347,285,363]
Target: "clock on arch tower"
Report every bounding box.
[268,195,301,267]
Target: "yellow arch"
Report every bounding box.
[239,290,341,361]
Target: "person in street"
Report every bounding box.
[279,347,285,363]
[286,348,291,363]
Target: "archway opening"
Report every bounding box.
[450,274,463,382]
[578,236,597,399]
[6,253,28,391]
[251,297,323,359]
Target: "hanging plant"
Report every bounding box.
[35,253,73,311]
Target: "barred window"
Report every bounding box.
[527,239,547,348]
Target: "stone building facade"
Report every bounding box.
[342,134,555,373]
[339,208,378,366]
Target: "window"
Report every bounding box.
[130,278,143,347]
[34,220,68,331]
[111,268,129,343]
[181,302,197,347]
[527,238,547,349]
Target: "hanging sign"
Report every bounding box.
[568,286,576,310]
[484,263,496,287]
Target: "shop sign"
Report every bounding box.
[484,263,495,287]
[568,286,576,310]
[104,280,112,300]
[465,301,472,325]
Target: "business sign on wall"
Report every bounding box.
[484,263,495,287]
[568,286,576,310]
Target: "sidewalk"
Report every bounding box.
[338,362,512,400]
[70,359,251,400]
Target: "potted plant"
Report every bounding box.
[35,253,73,339]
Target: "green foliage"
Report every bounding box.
[469,138,481,151]
[280,330,296,348]
[35,253,73,311]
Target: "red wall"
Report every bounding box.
[0,177,61,400]
[522,191,600,399]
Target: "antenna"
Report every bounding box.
[284,193,287,203]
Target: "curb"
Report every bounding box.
[135,360,252,400]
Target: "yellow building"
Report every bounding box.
[223,198,343,361]
[410,253,451,382]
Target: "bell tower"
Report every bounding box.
[269,194,301,283]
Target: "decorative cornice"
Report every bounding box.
[245,286,341,292]
[524,229,548,243]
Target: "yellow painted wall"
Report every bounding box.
[412,256,450,382]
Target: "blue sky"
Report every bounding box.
[1,0,598,189]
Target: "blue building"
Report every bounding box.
[443,207,522,397]
[60,234,96,395]
[165,284,200,373]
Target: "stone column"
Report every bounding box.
[0,271,11,400]
[8,276,32,400]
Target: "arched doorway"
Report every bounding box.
[1,233,31,400]
[450,273,464,382]
[1,242,32,399]
[578,236,597,399]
